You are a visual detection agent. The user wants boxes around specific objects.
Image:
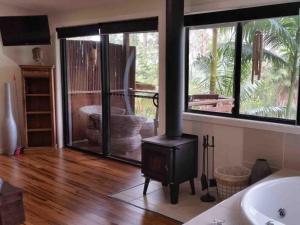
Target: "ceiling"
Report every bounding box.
[0,0,125,13]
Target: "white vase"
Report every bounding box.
[1,83,17,155]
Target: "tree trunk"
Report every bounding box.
[210,28,218,94]
[286,57,298,118]
[286,29,300,118]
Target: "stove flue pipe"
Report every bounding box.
[165,0,185,138]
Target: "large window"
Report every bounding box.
[185,2,300,124]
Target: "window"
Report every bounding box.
[185,2,300,124]
[187,24,236,113]
[240,16,299,120]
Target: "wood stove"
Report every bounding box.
[141,0,198,204]
[142,134,198,204]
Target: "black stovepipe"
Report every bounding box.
[165,0,185,138]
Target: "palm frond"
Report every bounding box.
[192,55,211,74]
[240,81,261,102]
[246,106,286,118]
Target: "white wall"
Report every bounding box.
[0,3,53,152]
[187,0,299,13]
[183,113,300,178]
[49,0,162,28]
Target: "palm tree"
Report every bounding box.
[242,16,300,118]
[190,26,236,97]
[210,28,218,94]
[190,16,300,119]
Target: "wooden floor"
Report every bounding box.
[0,149,179,225]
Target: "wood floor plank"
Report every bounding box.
[0,149,179,225]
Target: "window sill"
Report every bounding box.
[183,112,300,135]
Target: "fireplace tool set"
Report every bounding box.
[201,135,217,202]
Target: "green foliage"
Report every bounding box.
[189,15,300,120]
[130,33,159,87]
[109,33,159,119]
[189,26,236,97]
[130,33,159,118]
[135,98,156,119]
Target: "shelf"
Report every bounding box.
[26,94,50,97]
[25,77,50,94]
[28,128,52,132]
[22,65,56,148]
[26,111,51,115]
[27,131,52,147]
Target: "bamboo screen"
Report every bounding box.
[66,40,136,94]
[66,40,101,93]
[109,43,136,91]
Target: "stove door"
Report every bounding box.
[141,143,172,183]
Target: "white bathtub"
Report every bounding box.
[241,177,300,225]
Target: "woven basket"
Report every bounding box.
[215,166,251,200]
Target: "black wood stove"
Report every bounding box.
[141,0,199,204]
[142,134,198,204]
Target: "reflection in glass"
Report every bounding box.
[108,32,159,161]
[65,35,103,153]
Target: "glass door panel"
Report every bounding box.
[65,35,103,153]
[108,32,159,162]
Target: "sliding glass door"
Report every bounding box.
[107,32,159,162]
[60,18,159,163]
[63,35,103,154]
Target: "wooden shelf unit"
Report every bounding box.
[21,65,56,149]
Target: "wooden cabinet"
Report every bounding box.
[21,65,56,148]
[0,182,25,225]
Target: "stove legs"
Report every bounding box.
[170,183,179,204]
[143,178,195,204]
[190,179,195,195]
[143,177,150,195]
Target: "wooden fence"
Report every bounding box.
[65,40,136,142]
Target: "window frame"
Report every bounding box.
[184,2,300,125]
